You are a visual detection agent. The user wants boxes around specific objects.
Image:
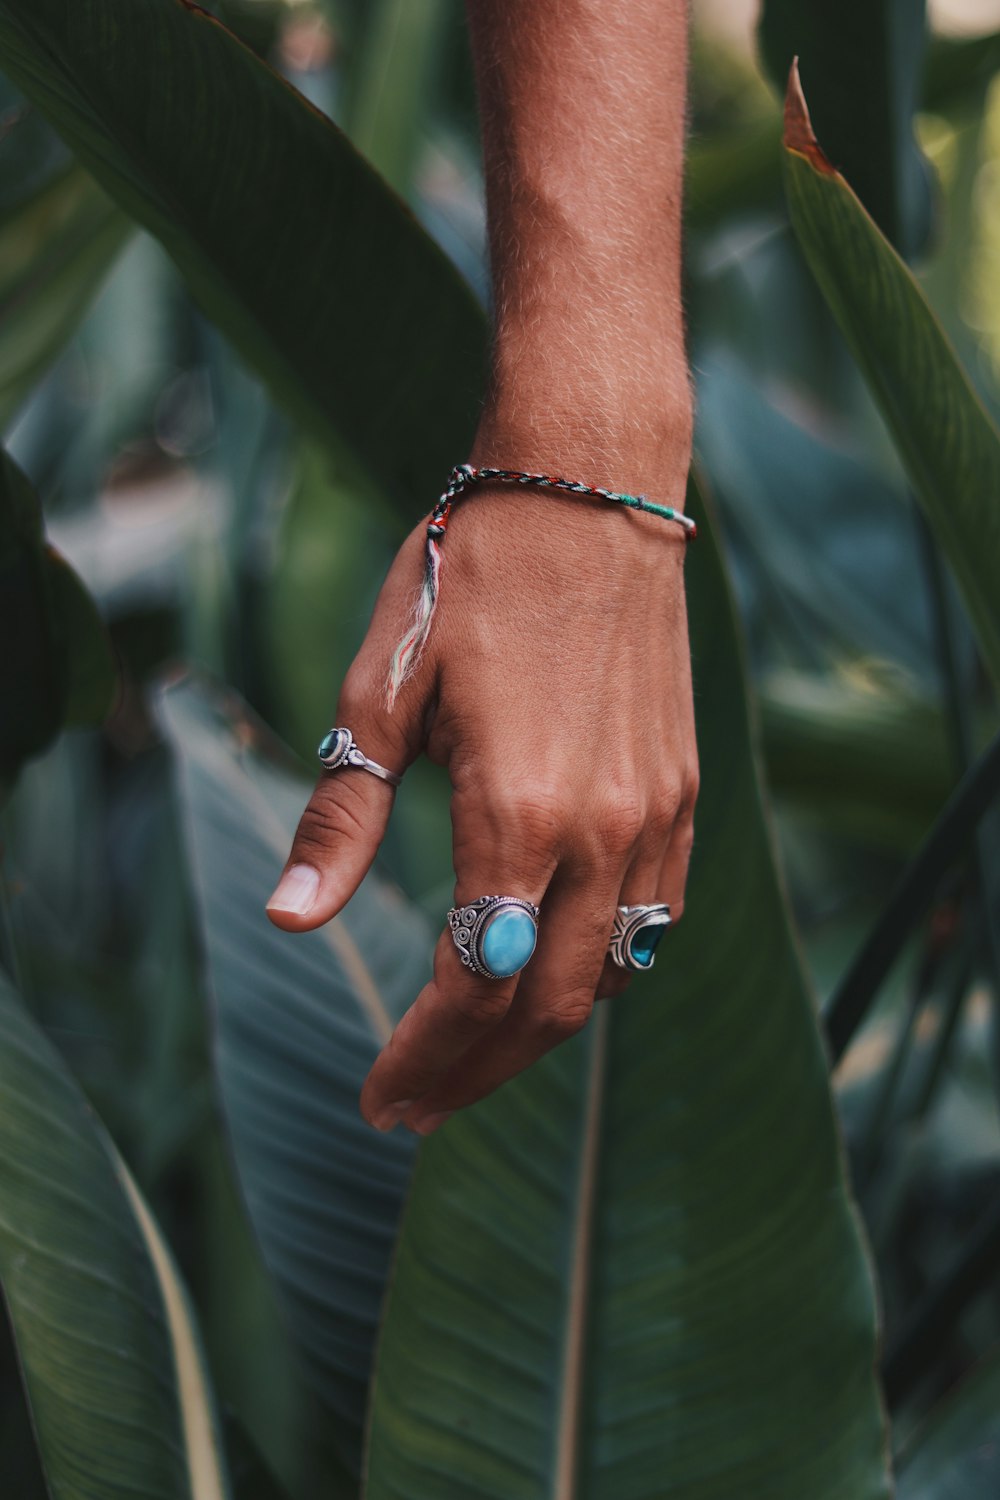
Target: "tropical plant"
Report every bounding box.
[0,1,999,1496]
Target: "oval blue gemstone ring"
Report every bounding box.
[609,903,671,972]
[447,896,540,980]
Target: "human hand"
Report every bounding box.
[266,420,699,1136]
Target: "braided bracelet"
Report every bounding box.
[386,463,697,708]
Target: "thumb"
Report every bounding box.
[265,665,422,932]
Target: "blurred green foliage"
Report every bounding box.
[0,0,999,1495]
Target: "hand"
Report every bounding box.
[266,420,699,1136]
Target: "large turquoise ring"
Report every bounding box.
[609,903,671,972]
[447,896,540,980]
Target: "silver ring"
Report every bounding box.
[609,902,671,971]
[317,726,402,787]
[447,895,540,979]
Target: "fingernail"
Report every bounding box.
[411,1110,454,1136]
[266,863,320,915]
[371,1099,414,1133]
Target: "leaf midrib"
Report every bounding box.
[553,1005,608,1499]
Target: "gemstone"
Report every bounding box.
[480,906,537,978]
[630,920,667,969]
[318,728,348,767]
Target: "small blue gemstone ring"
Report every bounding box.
[447,896,540,980]
[609,903,671,972]
[317,726,403,787]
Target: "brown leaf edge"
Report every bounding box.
[783,58,837,175]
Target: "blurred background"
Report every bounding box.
[2,0,1000,1492]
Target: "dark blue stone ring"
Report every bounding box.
[609,903,671,972]
[447,896,540,980]
[317,726,403,787]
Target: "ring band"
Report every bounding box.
[609,903,671,972]
[317,726,403,787]
[448,896,540,979]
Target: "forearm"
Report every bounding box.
[273,7,699,1132]
[464,0,692,490]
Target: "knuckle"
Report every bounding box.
[649,779,684,838]
[597,971,633,1001]
[533,997,592,1042]
[451,983,514,1028]
[294,783,368,854]
[594,786,645,857]
[337,661,371,717]
[673,819,695,858]
[479,781,566,855]
[646,802,677,845]
[680,762,701,819]
[510,783,566,839]
[338,663,415,763]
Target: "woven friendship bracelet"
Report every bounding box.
[385,463,697,708]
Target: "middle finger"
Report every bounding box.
[400,858,625,1131]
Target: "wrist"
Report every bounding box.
[470,382,694,507]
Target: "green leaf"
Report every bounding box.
[759,0,931,256]
[159,675,431,1480]
[346,0,450,195]
[0,448,116,778]
[0,162,132,428]
[264,439,389,763]
[782,65,1000,693]
[697,355,940,683]
[43,545,121,725]
[364,474,893,1500]
[897,1347,1000,1496]
[0,969,230,1499]
[923,29,1000,115]
[760,670,952,851]
[0,444,117,780]
[685,117,783,232]
[685,28,1000,239]
[0,0,486,511]
[810,721,1000,1066]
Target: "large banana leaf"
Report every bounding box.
[783,65,1000,692]
[759,0,930,257]
[159,676,431,1479]
[0,970,230,1499]
[760,670,950,850]
[0,446,116,786]
[0,0,486,512]
[897,1348,1000,1496]
[0,162,131,428]
[696,355,938,682]
[264,439,388,764]
[364,475,893,1500]
[346,0,449,195]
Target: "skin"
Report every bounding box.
[267,0,697,1135]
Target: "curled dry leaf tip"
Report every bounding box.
[783,57,836,175]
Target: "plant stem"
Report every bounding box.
[826,730,1000,1063]
[883,1191,1000,1406]
[914,510,1000,1105]
[0,817,24,995]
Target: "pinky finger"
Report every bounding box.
[595,812,695,1000]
